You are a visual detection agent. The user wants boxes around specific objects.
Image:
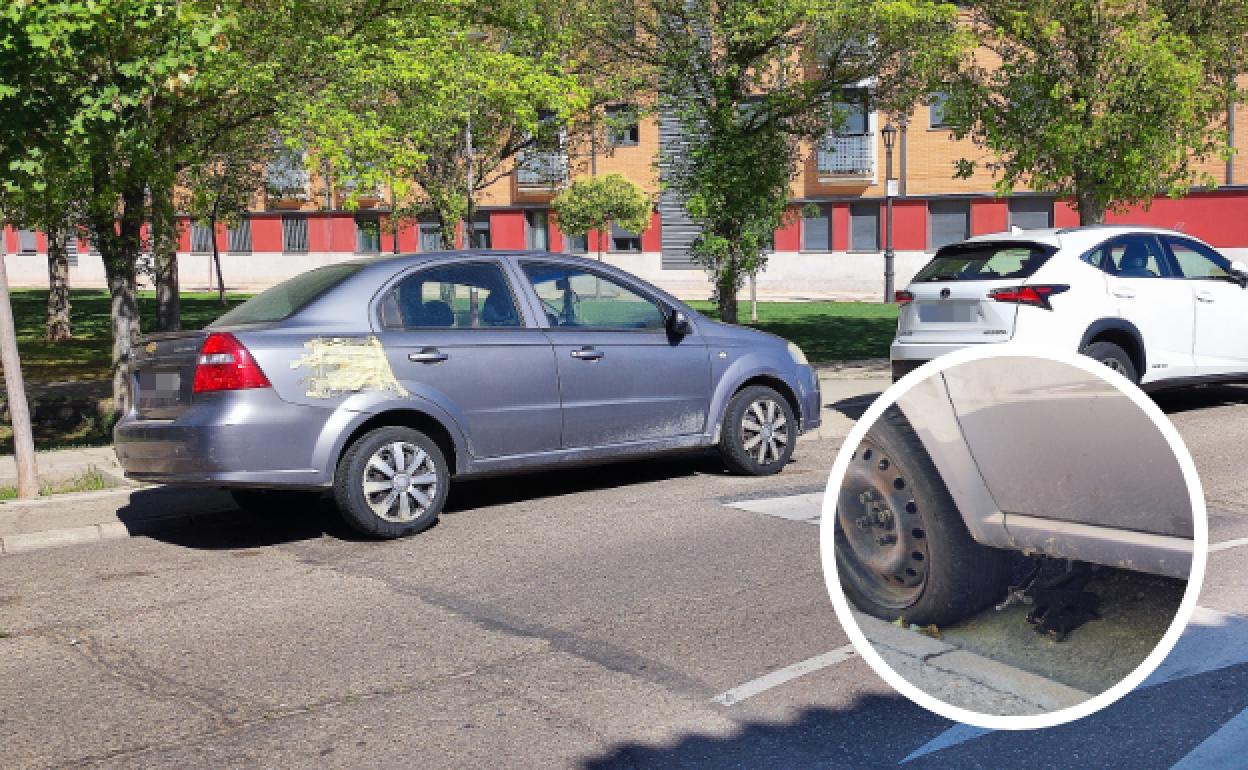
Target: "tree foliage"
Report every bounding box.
[946,0,1240,224]
[601,0,967,322]
[551,173,651,258]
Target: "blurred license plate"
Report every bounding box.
[139,370,181,406]
[918,303,975,323]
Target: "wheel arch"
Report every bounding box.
[1079,318,1146,376]
[335,408,462,477]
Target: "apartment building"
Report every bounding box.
[7,90,1248,300]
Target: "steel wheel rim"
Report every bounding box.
[740,398,789,465]
[362,441,438,523]
[835,438,929,610]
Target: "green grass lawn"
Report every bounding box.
[11,289,254,384]
[688,300,897,362]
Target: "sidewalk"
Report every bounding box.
[0,445,124,486]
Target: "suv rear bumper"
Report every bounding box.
[890,341,973,380]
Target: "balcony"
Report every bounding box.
[265,155,310,206]
[816,132,875,183]
[515,148,568,190]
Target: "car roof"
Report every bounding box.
[959,224,1212,252]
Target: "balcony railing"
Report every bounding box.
[265,160,310,200]
[816,132,874,181]
[515,148,568,188]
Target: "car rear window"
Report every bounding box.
[211,263,365,326]
[912,242,1056,282]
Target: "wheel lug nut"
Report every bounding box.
[876,534,897,546]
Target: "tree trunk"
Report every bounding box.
[45,227,72,342]
[1076,190,1106,225]
[717,269,740,324]
[151,180,181,331]
[0,245,39,497]
[92,184,145,416]
[210,216,226,305]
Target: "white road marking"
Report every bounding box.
[712,644,857,706]
[901,606,1248,763]
[1169,704,1248,768]
[725,492,823,524]
[1208,536,1248,553]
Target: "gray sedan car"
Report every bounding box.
[115,251,822,538]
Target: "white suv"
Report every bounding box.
[890,225,1248,388]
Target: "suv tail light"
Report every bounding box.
[894,290,915,306]
[192,332,271,393]
[987,284,1070,310]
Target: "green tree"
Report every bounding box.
[551,173,651,260]
[945,0,1234,224]
[604,0,966,322]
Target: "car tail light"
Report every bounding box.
[895,290,915,306]
[192,332,271,393]
[987,284,1070,310]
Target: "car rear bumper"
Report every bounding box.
[889,341,973,380]
[113,389,333,488]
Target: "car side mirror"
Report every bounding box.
[1231,261,1248,288]
[667,309,693,336]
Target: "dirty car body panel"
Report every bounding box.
[115,250,821,489]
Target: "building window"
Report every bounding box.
[837,90,870,135]
[266,146,309,199]
[929,92,950,129]
[466,213,491,249]
[281,214,309,254]
[526,210,550,250]
[802,205,831,251]
[848,202,880,252]
[929,200,971,250]
[610,222,642,252]
[1007,197,1054,230]
[565,233,588,254]
[17,229,37,255]
[605,104,640,147]
[227,218,252,254]
[190,222,215,254]
[419,220,443,252]
[355,215,381,254]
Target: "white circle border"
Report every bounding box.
[818,344,1208,731]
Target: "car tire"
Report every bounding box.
[719,385,797,476]
[1081,340,1139,384]
[835,407,1009,627]
[333,426,450,539]
[229,488,325,515]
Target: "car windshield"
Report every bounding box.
[211,263,365,326]
[913,242,1055,282]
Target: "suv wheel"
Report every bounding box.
[1081,340,1139,384]
[719,385,796,476]
[334,426,450,539]
[835,407,1009,626]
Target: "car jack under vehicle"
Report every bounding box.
[995,558,1101,642]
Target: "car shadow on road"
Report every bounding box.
[1153,383,1248,415]
[118,453,722,551]
[826,392,882,421]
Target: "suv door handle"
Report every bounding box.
[1111,287,1136,299]
[570,347,605,361]
[408,348,449,363]
[1196,291,1216,303]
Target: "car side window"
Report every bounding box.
[1165,237,1232,280]
[384,262,523,329]
[1083,235,1170,278]
[520,262,667,330]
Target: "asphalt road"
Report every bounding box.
[4,376,1248,768]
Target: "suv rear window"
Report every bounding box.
[913,242,1056,282]
[211,263,364,326]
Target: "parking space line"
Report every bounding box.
[1169,704,1248,768]
[725,492,824,524]
[711,644,857,706]
[1208,536,1248,553]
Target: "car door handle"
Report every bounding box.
[1196,291,1216,303]
[408,348,449,363]
[1112,287,1136,299]
[570,347,605,361]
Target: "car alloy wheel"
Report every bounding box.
[362,441,439,523]
[836,437,930,610]
[741,397,790,466]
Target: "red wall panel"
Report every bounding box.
[641,209,662,252]
[774,210,801,251]
[891,200,927,251]
[547,211,565,252]
[492,210,527,249]
[1105,192,1248,247]
[972,199,1008,236]
[252,216,282,252]
[4,225,15,254]
[831,204,849,251]
[330,215,356,253]
[1054,200,1080,229]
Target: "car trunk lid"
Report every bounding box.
[131,331,208,420]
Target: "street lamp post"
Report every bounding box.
[882,122,897,303]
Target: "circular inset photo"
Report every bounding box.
[820,346,1206,730]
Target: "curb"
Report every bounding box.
[852,611,1093,714]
